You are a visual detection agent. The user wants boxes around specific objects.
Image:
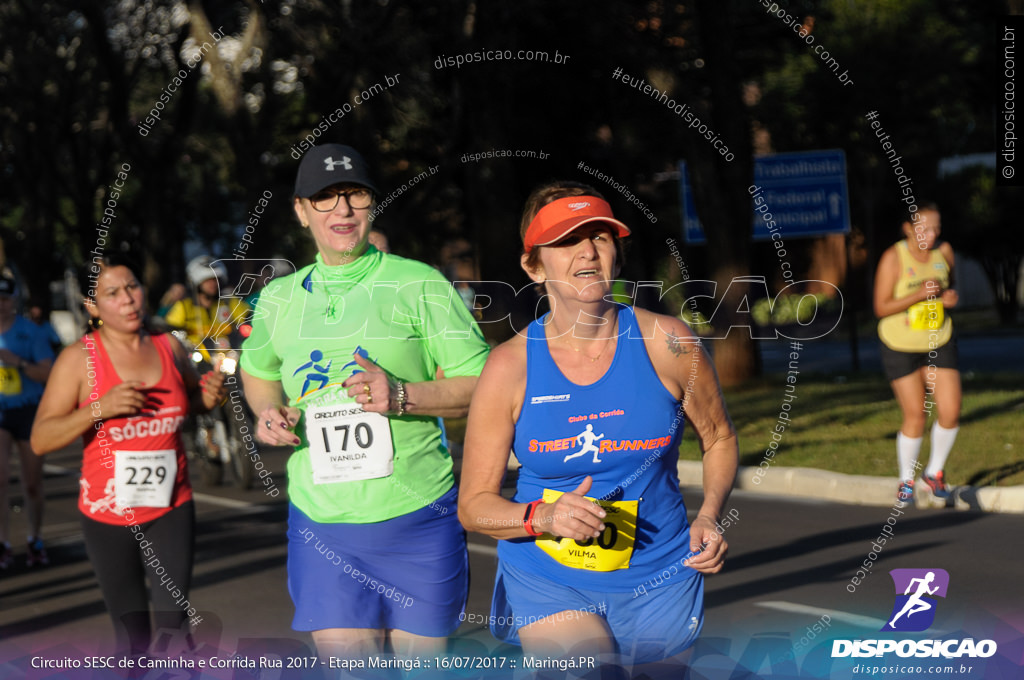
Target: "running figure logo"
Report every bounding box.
[564,424,605,464]
[293,349,333,397]
[881,568,950,632]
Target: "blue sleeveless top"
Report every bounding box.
[498,304,697,591]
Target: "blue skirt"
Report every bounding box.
[491,557,703,664]
[287,486,467,636]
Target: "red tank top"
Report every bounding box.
[78,332,192,525]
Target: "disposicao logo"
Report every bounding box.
[832,568,997,659]
[882,568,948,632]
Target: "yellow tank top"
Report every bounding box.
[878,240,952,352]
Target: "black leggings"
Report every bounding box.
[81,501,195,655]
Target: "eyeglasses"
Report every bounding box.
[309,188,373,212]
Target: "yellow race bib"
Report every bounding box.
[907,300,944,331]
[535,489,638,572]
[0,366,22,396]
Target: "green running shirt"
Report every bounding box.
[240,247,489,523]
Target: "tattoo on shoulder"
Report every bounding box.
[666,333,700,357]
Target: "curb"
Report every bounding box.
[677,461,1024,514]
[496,453,1024,514]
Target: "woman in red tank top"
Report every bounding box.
[31,252,226,656]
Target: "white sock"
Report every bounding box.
[925,423,959,477]
[897,432,923,483]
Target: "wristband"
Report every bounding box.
[523,500,544,537]
[394,380,407,417]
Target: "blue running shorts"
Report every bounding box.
[287,486,467,636]
[490,558,703,664]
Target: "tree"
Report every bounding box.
[939,167,1024,325]
[753,0,1013,322]
[5,0,1009,374]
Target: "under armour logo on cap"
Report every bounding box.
[294,144,378,198]
[324,156,353,171]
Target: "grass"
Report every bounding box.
[445,372,1024,488]
[677,372,1024,487]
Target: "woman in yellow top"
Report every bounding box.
[874,203,959,501]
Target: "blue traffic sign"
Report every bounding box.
[680,149,851,244]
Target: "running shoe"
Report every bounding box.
[0,543,13,571]
[897,479,914,502]
[922,471,950,499]
[26,537,49,567]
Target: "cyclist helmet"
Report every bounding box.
[186,255,227,289]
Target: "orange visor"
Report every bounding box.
[523,196,631,252]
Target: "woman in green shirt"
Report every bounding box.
[240,144,489,660]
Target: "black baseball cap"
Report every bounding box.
[293,144,378,198]
[0,275,16,296]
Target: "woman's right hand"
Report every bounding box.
[920,279,943,301]
[531,476,607,540]
[256,405,302,446]
[94,381,147,419]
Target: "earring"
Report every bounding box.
[88,317,103,329]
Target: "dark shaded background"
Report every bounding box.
[1,0,1020,383]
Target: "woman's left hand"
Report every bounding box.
[199,370,228,409]
[342,352,399,414]
[683,514,728,574]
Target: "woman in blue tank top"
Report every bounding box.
[459,181,739,671]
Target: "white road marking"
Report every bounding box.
[42,464,77,476]
[191,492,271,510]
[468,543,498,557]
[756,601,887,629]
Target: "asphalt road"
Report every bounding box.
[2,443,1022,679]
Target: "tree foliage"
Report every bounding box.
[0,0,1013,385]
